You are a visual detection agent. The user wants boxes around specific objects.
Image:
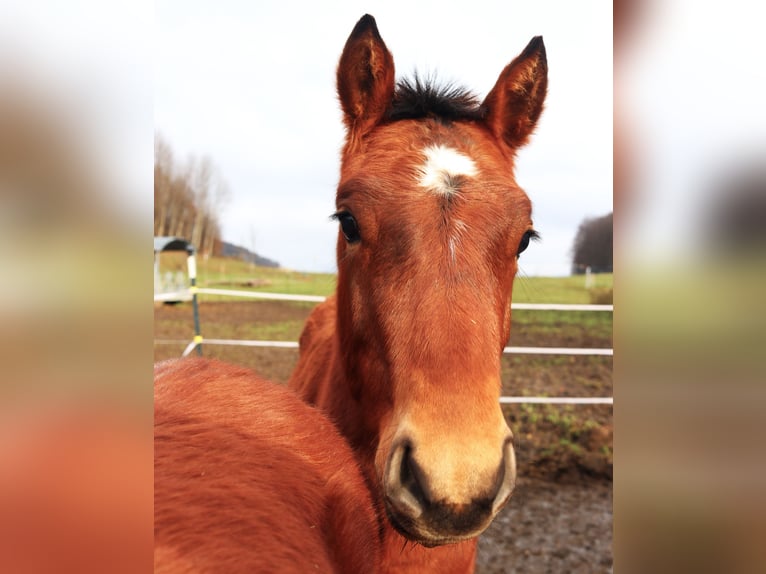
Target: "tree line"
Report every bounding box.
[571,212,613,274]
[154,134,229,258]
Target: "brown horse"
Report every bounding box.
[154,358,381,573]
[289,14,548,573]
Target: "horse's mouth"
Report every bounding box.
[383,498,491,548]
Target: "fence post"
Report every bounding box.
[585,266,594,289]
[187,246,202,356]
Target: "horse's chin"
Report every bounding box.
[384,504,486,548]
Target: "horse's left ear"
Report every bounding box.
[481,36,547,150]
[337,14,396,140]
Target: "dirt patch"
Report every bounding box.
[155,300,613,570]
[476,478,613,573]
[156,301,614,484]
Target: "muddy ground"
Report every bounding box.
[155,300,613,572]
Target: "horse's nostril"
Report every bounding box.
[491,437,517,514]
[399,442,429,506]
[385,440,426,519]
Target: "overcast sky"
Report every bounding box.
[156,1,613,275]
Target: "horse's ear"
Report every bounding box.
[337,14,395,139]
[481,36,547,150]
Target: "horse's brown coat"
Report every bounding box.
[289,14,547,573]
[154,358,381,573]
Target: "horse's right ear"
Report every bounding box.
[337,15,395,140]
[481,36,547,151]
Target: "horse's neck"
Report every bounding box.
[317,311,386,456]
[329,362,381,466]
[320,308,479,574]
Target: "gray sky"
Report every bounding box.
[156,1,613,275]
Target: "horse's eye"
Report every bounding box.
[335,212,361,243]
[517,230,539,257]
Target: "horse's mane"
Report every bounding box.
[387,74,484,122]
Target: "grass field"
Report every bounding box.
[154,257,613,483]
[158,253,612,303]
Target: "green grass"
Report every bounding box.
[558,438,583,454]
[198,258,338,296]
[511,309,612,341]
[208,320,306,342]
[156,254,336,301]
[512,273,613,304]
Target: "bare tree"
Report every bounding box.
[154,134,174,236]
[154,135,230,257]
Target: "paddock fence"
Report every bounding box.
[154,287,613,406]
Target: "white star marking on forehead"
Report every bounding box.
[417,144,478,196]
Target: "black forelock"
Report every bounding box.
[386,74,485,123]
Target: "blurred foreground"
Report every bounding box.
[0,2,153,572]
[615,0,766,571]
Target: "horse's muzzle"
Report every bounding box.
[382,435,516,546]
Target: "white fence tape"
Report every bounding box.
[194,288,327,303]
[157,338,612,357]
[154,288,613,311]
[499,396,613,405]
[510,302,613,311]
[504,346,613,356]
[197,339,299,349]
